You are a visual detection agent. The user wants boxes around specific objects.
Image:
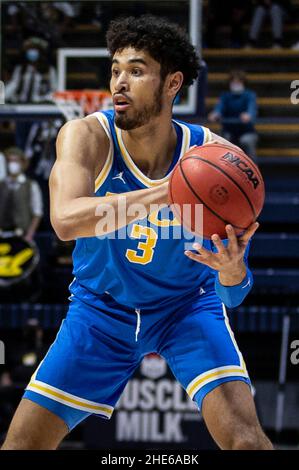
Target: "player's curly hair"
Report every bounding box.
[106,14,200,88]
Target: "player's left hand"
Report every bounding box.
[184,222,259,274]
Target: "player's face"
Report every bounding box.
[110,47,165,130]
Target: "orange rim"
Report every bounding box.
[53,89,112,115]
[53,89,111,101]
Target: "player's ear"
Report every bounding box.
[166,71,183,99]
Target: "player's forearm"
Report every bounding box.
[51,183,168,240]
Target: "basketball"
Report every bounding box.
[168,143,265,239]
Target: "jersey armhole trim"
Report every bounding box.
[92,112,114,192]
[202,126,213,144]
[172,120,191,160]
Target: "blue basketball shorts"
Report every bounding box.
[23,290,251,431]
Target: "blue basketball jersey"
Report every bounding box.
[70,110,219,310]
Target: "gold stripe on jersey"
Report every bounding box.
[94,113,114,192]
[186,303,250,400]
[186,365,249,400]
[222,303,249,376]
[26,379,114,417]
[202,126,213,144]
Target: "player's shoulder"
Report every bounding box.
[176,119,212,145]
[56,114,110,151]
[55,115,111,171]
[59,114,107,139]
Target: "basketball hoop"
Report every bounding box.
[52,89,112,121]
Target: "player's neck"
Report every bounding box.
[121,113,177,180]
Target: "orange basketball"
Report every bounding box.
[168,143,265,239]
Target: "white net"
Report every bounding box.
[52,96,84,121]
[52,91,112,121]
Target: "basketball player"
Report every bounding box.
[2,15,273,450]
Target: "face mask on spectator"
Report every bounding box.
[8,161,22,175]
[230,82,245,93]
[26,48,40,62]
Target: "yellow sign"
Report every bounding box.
[0,243,34,277]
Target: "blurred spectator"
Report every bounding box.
[5,2,81,45]
[205,0,252,48]
[5,36,57,149]
[0,321,48,438]
[6,2,19,20]
[230,0,252,47]
[0,372,13,387]
[0,371,15,438]
[0,152,6,181]
[5,2,22,40]
[247,0,291,48]
[11,319,47,385]
[0,147,43,241]
[23,119,63,230]
[91,2,105,28]
[40,2,81,39]
[45,1,79,21]
[208,70,258,159]
[5,36,57,104]
[24,120,62,181]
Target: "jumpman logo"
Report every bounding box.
[242,278,251,289]
[112,171,126,184]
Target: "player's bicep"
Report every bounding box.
[50,160,94,212]
[49,118,107,223]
